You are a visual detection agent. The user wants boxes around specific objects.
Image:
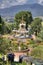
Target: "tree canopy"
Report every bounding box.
[0,16,15,34]
[31,18,42,35]
[15,11,33,29]
[0,16,3,24]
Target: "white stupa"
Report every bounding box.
[13,16,29,39]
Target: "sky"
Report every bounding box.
[0,0,43,9]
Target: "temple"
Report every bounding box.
[12,17,29,39]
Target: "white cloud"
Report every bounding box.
[0,0,43,9]
[0,0,27,9]
[38,0,43,5]
[16,0,27,3]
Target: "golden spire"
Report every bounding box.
[21,16,25,23]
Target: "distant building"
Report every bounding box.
[2,16,14,22]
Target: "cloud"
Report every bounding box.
[38,0,43,5]
[27,0,38,4]
[0,0,27,9]
[16,0,27,3]
[0,0,43,9]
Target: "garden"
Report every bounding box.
[0,11,43,65]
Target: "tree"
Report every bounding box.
[38,26,43,41]
[0,16,6,34]
[31,18,42,35]
[1,21,7,34]
[15,11,33,29]
[0,24,2,34]
[5,23,15,33]
[0,16,3,34]
[0,16,3,24]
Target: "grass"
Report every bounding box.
[0,60,29,65]
[30,44,43,60]
[0,54,2,58]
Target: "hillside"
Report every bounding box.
[0,4,43,17]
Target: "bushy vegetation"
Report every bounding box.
[0,11,42,36]
[38,26,43,41]
[0,59,27,65]
[0,37,11,54]
[30,18,42,35]
[0,16,15,34]
[31,45,43,60]
[0,11,43,60]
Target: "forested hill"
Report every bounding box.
[0,3,43,17]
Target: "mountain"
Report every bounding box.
[0,3,43,17]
